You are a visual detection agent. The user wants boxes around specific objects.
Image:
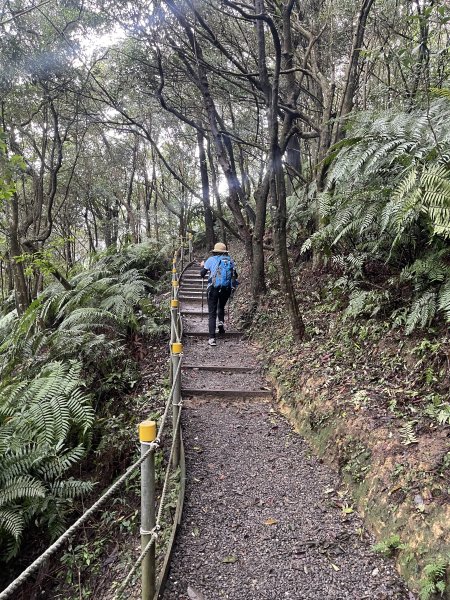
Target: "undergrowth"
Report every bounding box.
[233,240,450,597]
[0,243,168,567]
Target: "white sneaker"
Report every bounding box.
[208,338,217,346]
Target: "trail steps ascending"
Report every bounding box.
[179,264,271,399]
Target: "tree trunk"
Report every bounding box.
[336,0,375,141]
[207,138,226,244]
[271,149,305,341]
[197,129,215,250]
[251,175,269,298]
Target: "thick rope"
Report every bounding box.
[0,444,156,600]
[0,357,183,599]
[113,531,158,599]
[113,401,184,599]
[157,401,183,525]
[157,355,182,438]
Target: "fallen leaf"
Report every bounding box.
[222,555,238,563]
[187,585,205,600]
[264,517,278,526]
[341,505,354,515]
[331,563,340,571]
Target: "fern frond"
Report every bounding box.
[59,307,120,330]
[438,280,450,321]
[0,508,24,540]
[0,475,46,506]
[405,291,437,334]
[49,478,94,499]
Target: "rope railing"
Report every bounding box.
[172,232,194,272]
[0,253,188,600]
[0,444,156,600]
[113,403,184,599]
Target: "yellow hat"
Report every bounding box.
[211,242,228,253]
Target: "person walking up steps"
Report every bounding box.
[200,242,238,347]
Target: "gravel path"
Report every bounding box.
[164,402,410,600]
[162,266,412,600]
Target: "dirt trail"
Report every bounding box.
[163,265,412,600]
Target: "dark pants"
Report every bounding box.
[207,286,231,337]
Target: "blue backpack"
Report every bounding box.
[211,255,234,288]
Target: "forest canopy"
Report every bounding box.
[1,0,449,336]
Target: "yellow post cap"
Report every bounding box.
[172,280,179,287]
[188,232,193,239]
[171,299,179,308]
[172,267,177,273]
[139,420,157,442]
[172,342,183,354]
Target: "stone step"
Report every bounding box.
[179,296,204,302]
[181,388,272,398]
[182,368,270,397]
[184,331,242,338]
[181,338,259,369]
[182,364,256,373]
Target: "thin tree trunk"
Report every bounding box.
[207,138,226,244]
[252,174,269,297]
[271,149,305,341]
[335,0,375,141]
[197,129,215,250]
[9,193,30,315]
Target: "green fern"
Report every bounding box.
[0,243,166,559]
[405,291,438,334]
[345,289,390,320]
[438,280,450,320]
[419,558,448,600]
[0,361,94,445]
[400,421,418,445]
[372,534,405,557]
[301,98,450,332]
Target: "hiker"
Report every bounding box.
[200,242,238,347]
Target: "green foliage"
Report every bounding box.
[0,243,167,561]
[345,289,391,320]
[419,558,448,600]
[300,99,450,332]
[0,130,26,203]
[424,396,450,426]
[400,421,418,445]
[372,534,406,557]
[0,361,94,558]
